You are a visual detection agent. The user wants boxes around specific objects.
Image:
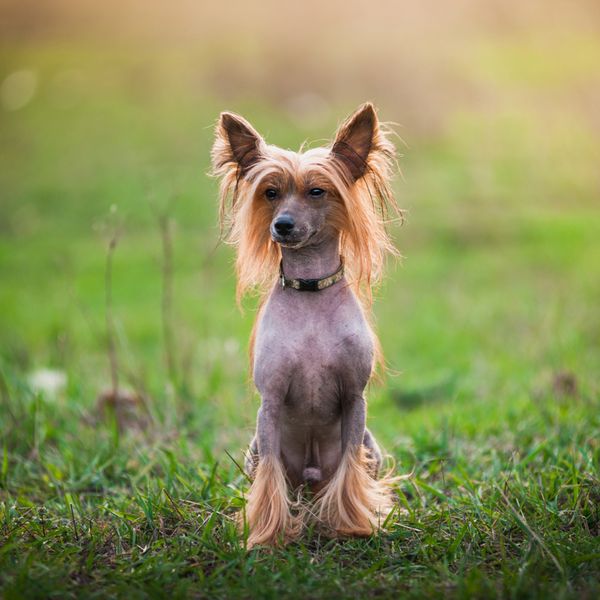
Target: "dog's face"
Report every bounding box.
[211,103,399,298]
[214,105,379,250]
[256,151,335,249]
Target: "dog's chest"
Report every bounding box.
[253,284,374,408]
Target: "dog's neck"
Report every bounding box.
[280,234,341,280]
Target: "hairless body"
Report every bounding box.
[246,235,383,489]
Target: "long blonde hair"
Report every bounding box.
[211,103,401,304]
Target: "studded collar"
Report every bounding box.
[279,258,344,292]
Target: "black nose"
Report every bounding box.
[274,216,295,236]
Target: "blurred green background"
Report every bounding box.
[1,0,599,447]
[1,1,600,596]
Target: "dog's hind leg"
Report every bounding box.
[244,435,259,479]
[363,428,383,476]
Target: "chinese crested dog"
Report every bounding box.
[211,103,401,548]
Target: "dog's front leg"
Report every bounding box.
[341,393,367,452]
[314,394,394,536]
[341,396,383,474]
[242,401,300,548]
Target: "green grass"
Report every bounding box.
[1,38,600,599]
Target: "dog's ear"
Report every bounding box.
[212,112,264,175]
[331,103,378,181]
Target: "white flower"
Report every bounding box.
[28,369,67,398]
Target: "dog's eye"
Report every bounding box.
[308,188,325,198]
[265,188,278,200]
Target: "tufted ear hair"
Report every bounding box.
[212,112,265,175]
[331,102,380,181]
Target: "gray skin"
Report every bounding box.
[244,189,383,489]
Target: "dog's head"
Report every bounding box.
[211,103,400,299]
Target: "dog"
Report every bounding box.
[211,103,400,548]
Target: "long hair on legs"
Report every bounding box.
[312,445,396,536]
[241,454,302,548]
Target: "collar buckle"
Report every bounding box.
[296,278,320,292]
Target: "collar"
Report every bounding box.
[279,258,344,292]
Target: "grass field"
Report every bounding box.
[1,5,600,597]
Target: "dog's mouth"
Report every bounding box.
[270,229,316,249]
